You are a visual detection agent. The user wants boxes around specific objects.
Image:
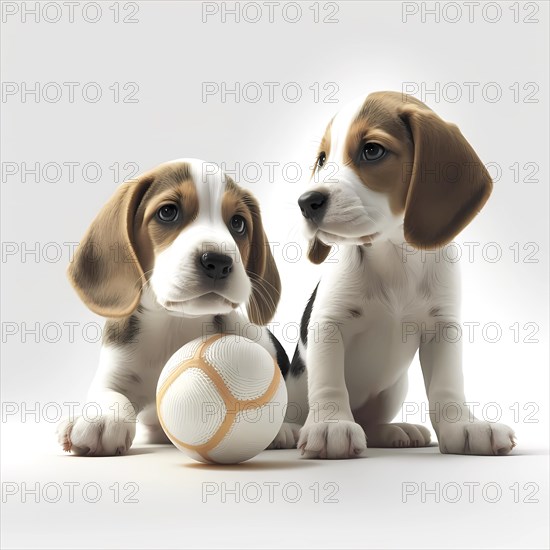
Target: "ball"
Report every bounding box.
[156,333,287,464]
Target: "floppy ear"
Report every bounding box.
[399,105,492,248]
[307,237,332,264]
[67,174,155,318]
[244,195,281,325]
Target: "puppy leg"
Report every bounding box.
[354,376,432,448]
[364,423,432,448]
[57,390,137,456]
[57,345,154,456]
[297,323,367,459]
[420,330,516,455]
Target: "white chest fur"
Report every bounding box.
[311,239,460,407]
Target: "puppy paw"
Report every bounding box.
[297,420,367,459]
[57,416,136,456]
[438,422,516,455]
[267,422,301,449]
[365,423,431,448]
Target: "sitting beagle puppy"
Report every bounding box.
[286,92,516,459]
[58,159,289,456]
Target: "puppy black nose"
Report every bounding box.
[200,252,233,279]
[298,191,327,220]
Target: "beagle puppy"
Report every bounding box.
[58,159,290,456]
[286,92,516,459]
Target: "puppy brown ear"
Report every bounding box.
[307,237,332,264]
[244,195,281,325]
[67,174,155,318]
[399,105,493,248]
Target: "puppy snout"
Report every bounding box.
[199,252,233,280]
[298,191,327,220]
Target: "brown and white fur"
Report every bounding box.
[57,159,292,456]
[286,92,516,459]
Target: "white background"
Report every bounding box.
[1,1,549,549]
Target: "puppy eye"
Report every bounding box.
[317,152,327,168]
[230,215,246,235]
[156,204,179,223]
[361,143,386,162]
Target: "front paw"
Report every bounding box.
[297,420,367,459]
[57,416,136,456]
[438,422,516,456]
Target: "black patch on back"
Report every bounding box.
[213,315,224,331]
[103,315,140,346]
[289,284,319,377]
[300,284,318,346]
[289,345,306,377]
[267,329,290,379]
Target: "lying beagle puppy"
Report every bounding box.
[286,92,516,459]
[58,159,289,456]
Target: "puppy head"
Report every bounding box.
[68,159,280,324]
[299,91,493,263]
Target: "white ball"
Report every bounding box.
[156,333,287,464]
